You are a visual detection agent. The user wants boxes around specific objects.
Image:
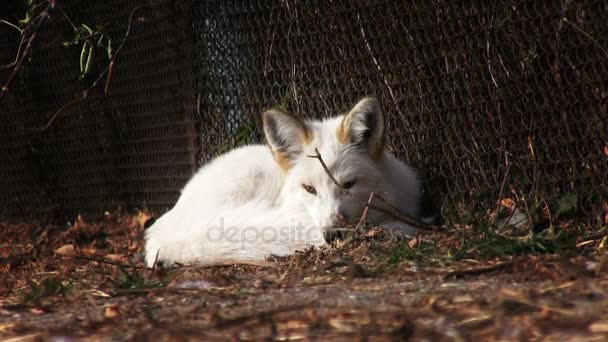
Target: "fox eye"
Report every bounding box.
[343,180,357,189]
[302,184,317,195]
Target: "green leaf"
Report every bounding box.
[106,38,112,60]
[83,44,94,77]
[19,12,31,26]
[81,23,93,34]
[80,44,88,78]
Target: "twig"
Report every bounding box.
[499,289,577,316]
[576,229,608,248]
[54,6,78,31]
[307,148,344,190]
[2,333,43,342]
[172,260,275,269]
[367,193,441,232]
[563,18,608,57]
[0,22,26,70]
[104,60,115,94]
[0,4,51,101]
[0,19,23,33]
[0,33,37,101]
[67,254,147,270]
[26,5,148,132]
[29,95,82,132]
[356,12,401,123]
[486,15,499,88]
[580,230,608,241]
[355,192,375,229]
[444,260,513,279]
[211,304,311,329]
[151,249,160,269]
[278,256,295,281]
[453,314,494,328]
[113,286,230,295]
[0,36,26,71]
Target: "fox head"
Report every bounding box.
[263,97,396,231]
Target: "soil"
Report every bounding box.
[1,211,607,341]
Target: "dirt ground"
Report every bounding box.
[1,211,608,341]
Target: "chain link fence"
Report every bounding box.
[194,0,608,221]
[0,0,197,220]
[1,0,607,222]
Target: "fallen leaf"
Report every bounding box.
[500,198,516,210]
[105,254,126,263]
[72,214,87,229]
[589,320,608,333]
[104,305,121,318]
[329,313,371,332]
[128,242,140,253]
[452,295,474,303]
[30,308,44,315]
[87,289,111,297]
[54,244,76,256]
[0,322,15,332]
[82,247,99,256]
[599,236,607,250]
[277,320,310,330]
[136,210,152,229]
[408,237,419,249]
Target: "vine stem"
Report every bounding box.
[0,33,36,100]
[28,5,149,132]
[0,4,51,101]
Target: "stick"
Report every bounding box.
[307,148,344,191]
[0,33,37,100]
[355,192,375,229]
[367,193,440,232]
[67,254,147,270]
[211,304,311,329]
[443,261,513,280]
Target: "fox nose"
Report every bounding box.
[332,212,349,226]
[325,212,350,244]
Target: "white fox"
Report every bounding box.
[145,97,424,267]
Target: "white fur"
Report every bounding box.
[144,98,422,267]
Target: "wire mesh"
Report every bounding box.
[0,0,606,222]
[194,0,608,219]
[0,0,197,220]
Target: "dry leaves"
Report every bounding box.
[54,244,76,256]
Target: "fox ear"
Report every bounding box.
[263,109,311,170]
[338,97,386,158]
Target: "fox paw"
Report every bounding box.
[144,230,187,268]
